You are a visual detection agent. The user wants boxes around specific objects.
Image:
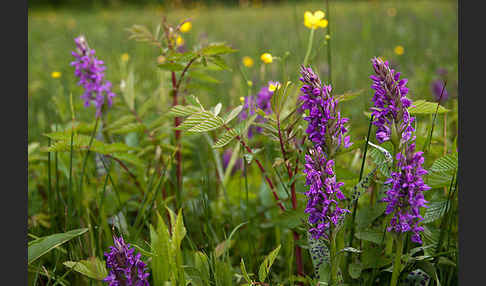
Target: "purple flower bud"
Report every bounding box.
[369,57,413,145]
[104,236,150,286]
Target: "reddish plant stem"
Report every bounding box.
[277,115,304,277]
[171,71,182,207]
[223,124,285,211]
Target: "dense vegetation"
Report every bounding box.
[28,1,458,285]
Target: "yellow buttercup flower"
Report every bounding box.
[394,45,404,55]
[268,82,280,92]
[176,35,184,47]
[240,96,245,103]
[180,21,192,33]
[260,53,273,64]
[242,56,254,67]
[325,34,331,40]
[121,53,130,62]
[51,71,61,79]
[247,80,253,87]
[304,10,328,30]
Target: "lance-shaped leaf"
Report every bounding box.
[258,245,281,282]
[28,228,89,264]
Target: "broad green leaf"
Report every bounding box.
[200,43,237,56]
[356,204,386,229]
[258,244,281,282]
[355,230,384,244]
[28,228,88,264]
[409,100,449,115]
[150,212,171,285]
[63,257,108,280]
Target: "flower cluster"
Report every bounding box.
[239,82,276,137]
[299,66,352,157]
[71,36,115,117]
[382,143,430,243]
[104,236,150,286]
[303,146,349,240]
[370,57,430,243]
[370,57,414,144]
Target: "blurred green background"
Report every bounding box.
[28,0,458,142]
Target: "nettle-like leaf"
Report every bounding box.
[408,99,450,115]
[63,257,108,280]
[423,200,450,224]
[168,105,203,117]
[200,43,237,56]
[425,152,457,188]
[258,244,281,283]
[213,128,239,149]
[176,110,225,134]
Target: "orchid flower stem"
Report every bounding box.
[303,29,315,67]
[390,234,404,286]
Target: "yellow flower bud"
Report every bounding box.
[242,56,254,67]
[394,45,404,55]
[180,21,192,33]
[176,35,184,47]
[51,71,61,79]
[260,53,273,64]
